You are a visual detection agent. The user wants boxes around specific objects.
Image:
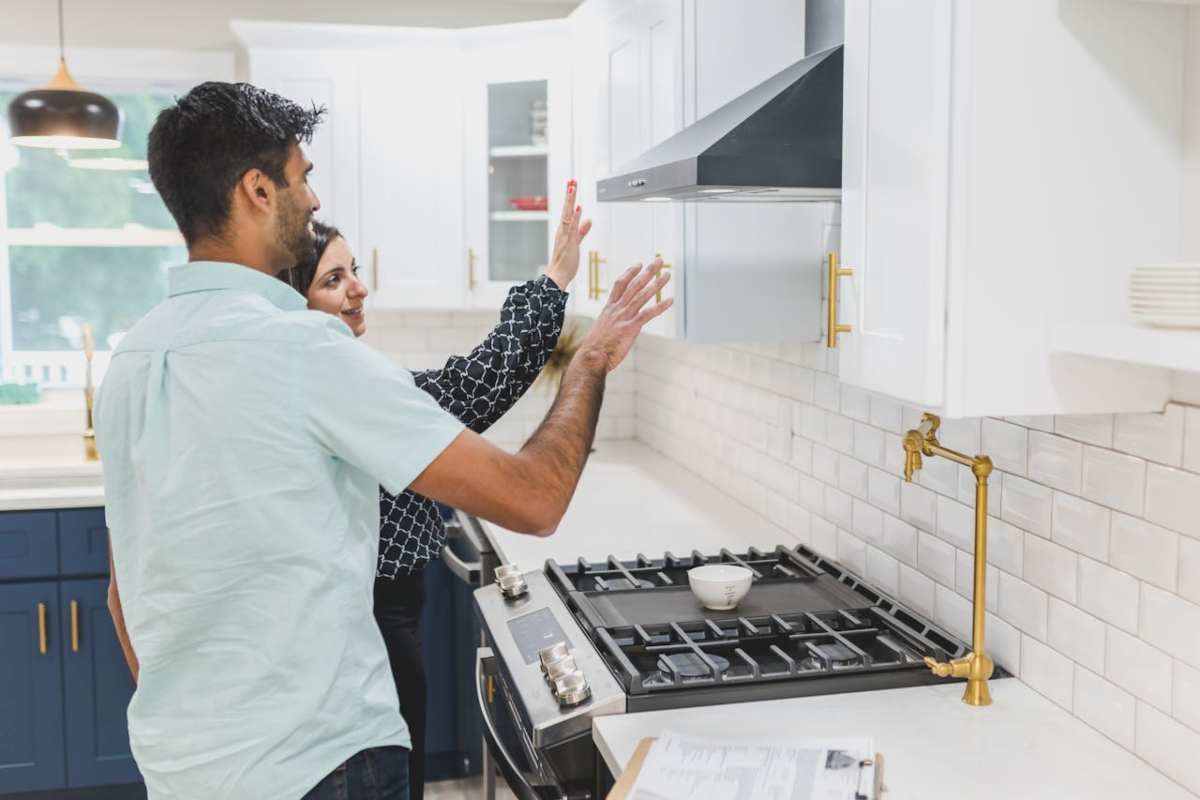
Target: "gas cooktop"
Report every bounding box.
[544,545,999,710]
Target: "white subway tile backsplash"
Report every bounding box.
[869,396,903,434]
[1028,432,1083,494]
[1145,464,1200,540]
[1078,557,1139,633]
[866,547,900,596]
[899,564,935,618]
[1051,492,1110,562]
[1113,405,1185,467]
[881,514,918,566]
[918,532,957,588]
[934,583,971,642]
[853,423,885,468]
[1021,634,1075,710]
[813,444,839,485]
[826,487,853,530]
[826,414,855,455]
[1055,414,1114,448]
[1135,702,1200,796]
[1024,534,1078,602]
[1002,475,1053,539]
[1106,626,1174,712]
[1175,660,1200,734]
[1082,447,1146,516]
[1073,666,1136,750]
[900,481,937,532]
[841,385,870,422]
[811,515,837,558]
[837,529,867,575]
[868,468,901,516]
[1181,538,1200,606]
[1140,585,1200,670]
[937,496,975,553]
[853,499,883,543]
[988,518,1025,576]
[1110,513,1179,591]
[838,456,869,501]
[1185,406,1200,474]
[982,418,1028,476]
[632,339,1200,784]
[998,572,1049,640]
[1048,598,1105,672]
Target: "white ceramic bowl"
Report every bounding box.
[687,564,754,610]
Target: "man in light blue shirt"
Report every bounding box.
[97,82,671,800]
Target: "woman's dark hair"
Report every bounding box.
[281,220,343,294]
[147,82,325,246]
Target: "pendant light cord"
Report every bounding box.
[57,0,65,62]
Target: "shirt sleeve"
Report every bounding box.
[411,275,568,433]
[301,316,464,496]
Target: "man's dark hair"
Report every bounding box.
[281,220,343,294]
[148,82,325,246]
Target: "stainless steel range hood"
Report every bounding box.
[598,0,844,204]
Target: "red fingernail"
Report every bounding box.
[568,179,577,191]
[576,205,581,214]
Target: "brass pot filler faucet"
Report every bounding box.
[902,413,995,707]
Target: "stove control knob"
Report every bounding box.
[553,670,592,707]
[494,564,528,599]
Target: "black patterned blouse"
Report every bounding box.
[377,275,568,579]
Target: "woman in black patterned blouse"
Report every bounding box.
[282,181,591,800]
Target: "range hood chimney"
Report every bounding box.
[598,0,844,203]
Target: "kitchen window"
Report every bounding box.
[0,88,185,388]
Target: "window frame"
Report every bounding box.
[0,46,233,387]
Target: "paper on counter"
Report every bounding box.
[628,730,877,800]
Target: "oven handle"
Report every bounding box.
[443,510,487,585]
[476,647,543,800]
[442,539,482,585]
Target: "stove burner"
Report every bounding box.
[598,577,656,591]
[810,642,858,667]
[657,652,730,679]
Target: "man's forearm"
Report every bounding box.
[515,348,607,525]
[107,545,139,684]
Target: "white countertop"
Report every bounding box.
[477,440,794,569]
[0,460,105,512]
[0,485,105,512]
[593,680,1195,800]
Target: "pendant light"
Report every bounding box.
[6,0,121,150]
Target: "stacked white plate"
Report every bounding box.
[1129,264,1200,329]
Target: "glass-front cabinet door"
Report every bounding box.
[464,27,571,309]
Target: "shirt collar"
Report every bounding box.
[167,261,307,312]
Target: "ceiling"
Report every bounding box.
[0,0,582,52]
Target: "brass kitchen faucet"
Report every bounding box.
[902,413,994,706]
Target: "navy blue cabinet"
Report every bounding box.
[60,579,141,787]
[0,508,142,798]
[0,583,66,793]
[0,511,58,580]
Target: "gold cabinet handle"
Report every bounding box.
[370,248,380,292]
[468,247,477,291]
[37,602,47,655]
[589,251,608,301]
[654,253,672,304]
[827,252,854,349]
[70,600,79,653]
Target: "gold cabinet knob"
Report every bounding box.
[70,599,80,653]
[588,251,608,301]
[37,602,47,655]
[654,253,672,304]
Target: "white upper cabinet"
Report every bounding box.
[360,37,466,309]
[839,0,1187,417]
[462,22,573,309]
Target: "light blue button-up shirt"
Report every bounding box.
[95,261,464,800]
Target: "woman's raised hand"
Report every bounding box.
[546,179,593,291]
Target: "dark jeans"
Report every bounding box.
[303,746,409,800]
[373,573,427,800]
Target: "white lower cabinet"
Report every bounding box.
[839,0,1187,417]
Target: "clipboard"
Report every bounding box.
[605,737,885,800]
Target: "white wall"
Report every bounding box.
[635,332,1200,794]
[1182,7,1200,260]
